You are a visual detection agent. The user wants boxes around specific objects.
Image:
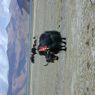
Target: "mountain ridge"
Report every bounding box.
[6,0,30,95]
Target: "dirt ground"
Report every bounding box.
[29,0,95,95]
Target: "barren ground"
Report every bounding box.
[29,0,95,95]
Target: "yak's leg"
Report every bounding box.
[60,45,65,47]
[60,48,67,51]
[60,45,67,51]
[61,38,66,45]
[61,41,66,45]
[55,56,59,60]
[60,45,67,48]
[61,37,66,40]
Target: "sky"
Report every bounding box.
[0,0,11,95]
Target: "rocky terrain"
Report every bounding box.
[6,0,30,95]
[64,0,95,95]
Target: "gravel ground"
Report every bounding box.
[29,0,95,95]
[64,0,95,95]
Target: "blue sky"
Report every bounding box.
[0,0,11,95]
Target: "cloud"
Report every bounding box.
[1,0,11,13]
[0,0,11,29]
[0,0,11,94]
[0,31,9,84]
[0,42,9,95]
[0,30,8,51]
[0,78,8,95]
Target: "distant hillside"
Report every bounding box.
[6,0,30,95]
[9,0,30,15]
[17,0,30,14]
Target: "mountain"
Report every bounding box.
[6,0,30,95]
[17,0,30,14]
